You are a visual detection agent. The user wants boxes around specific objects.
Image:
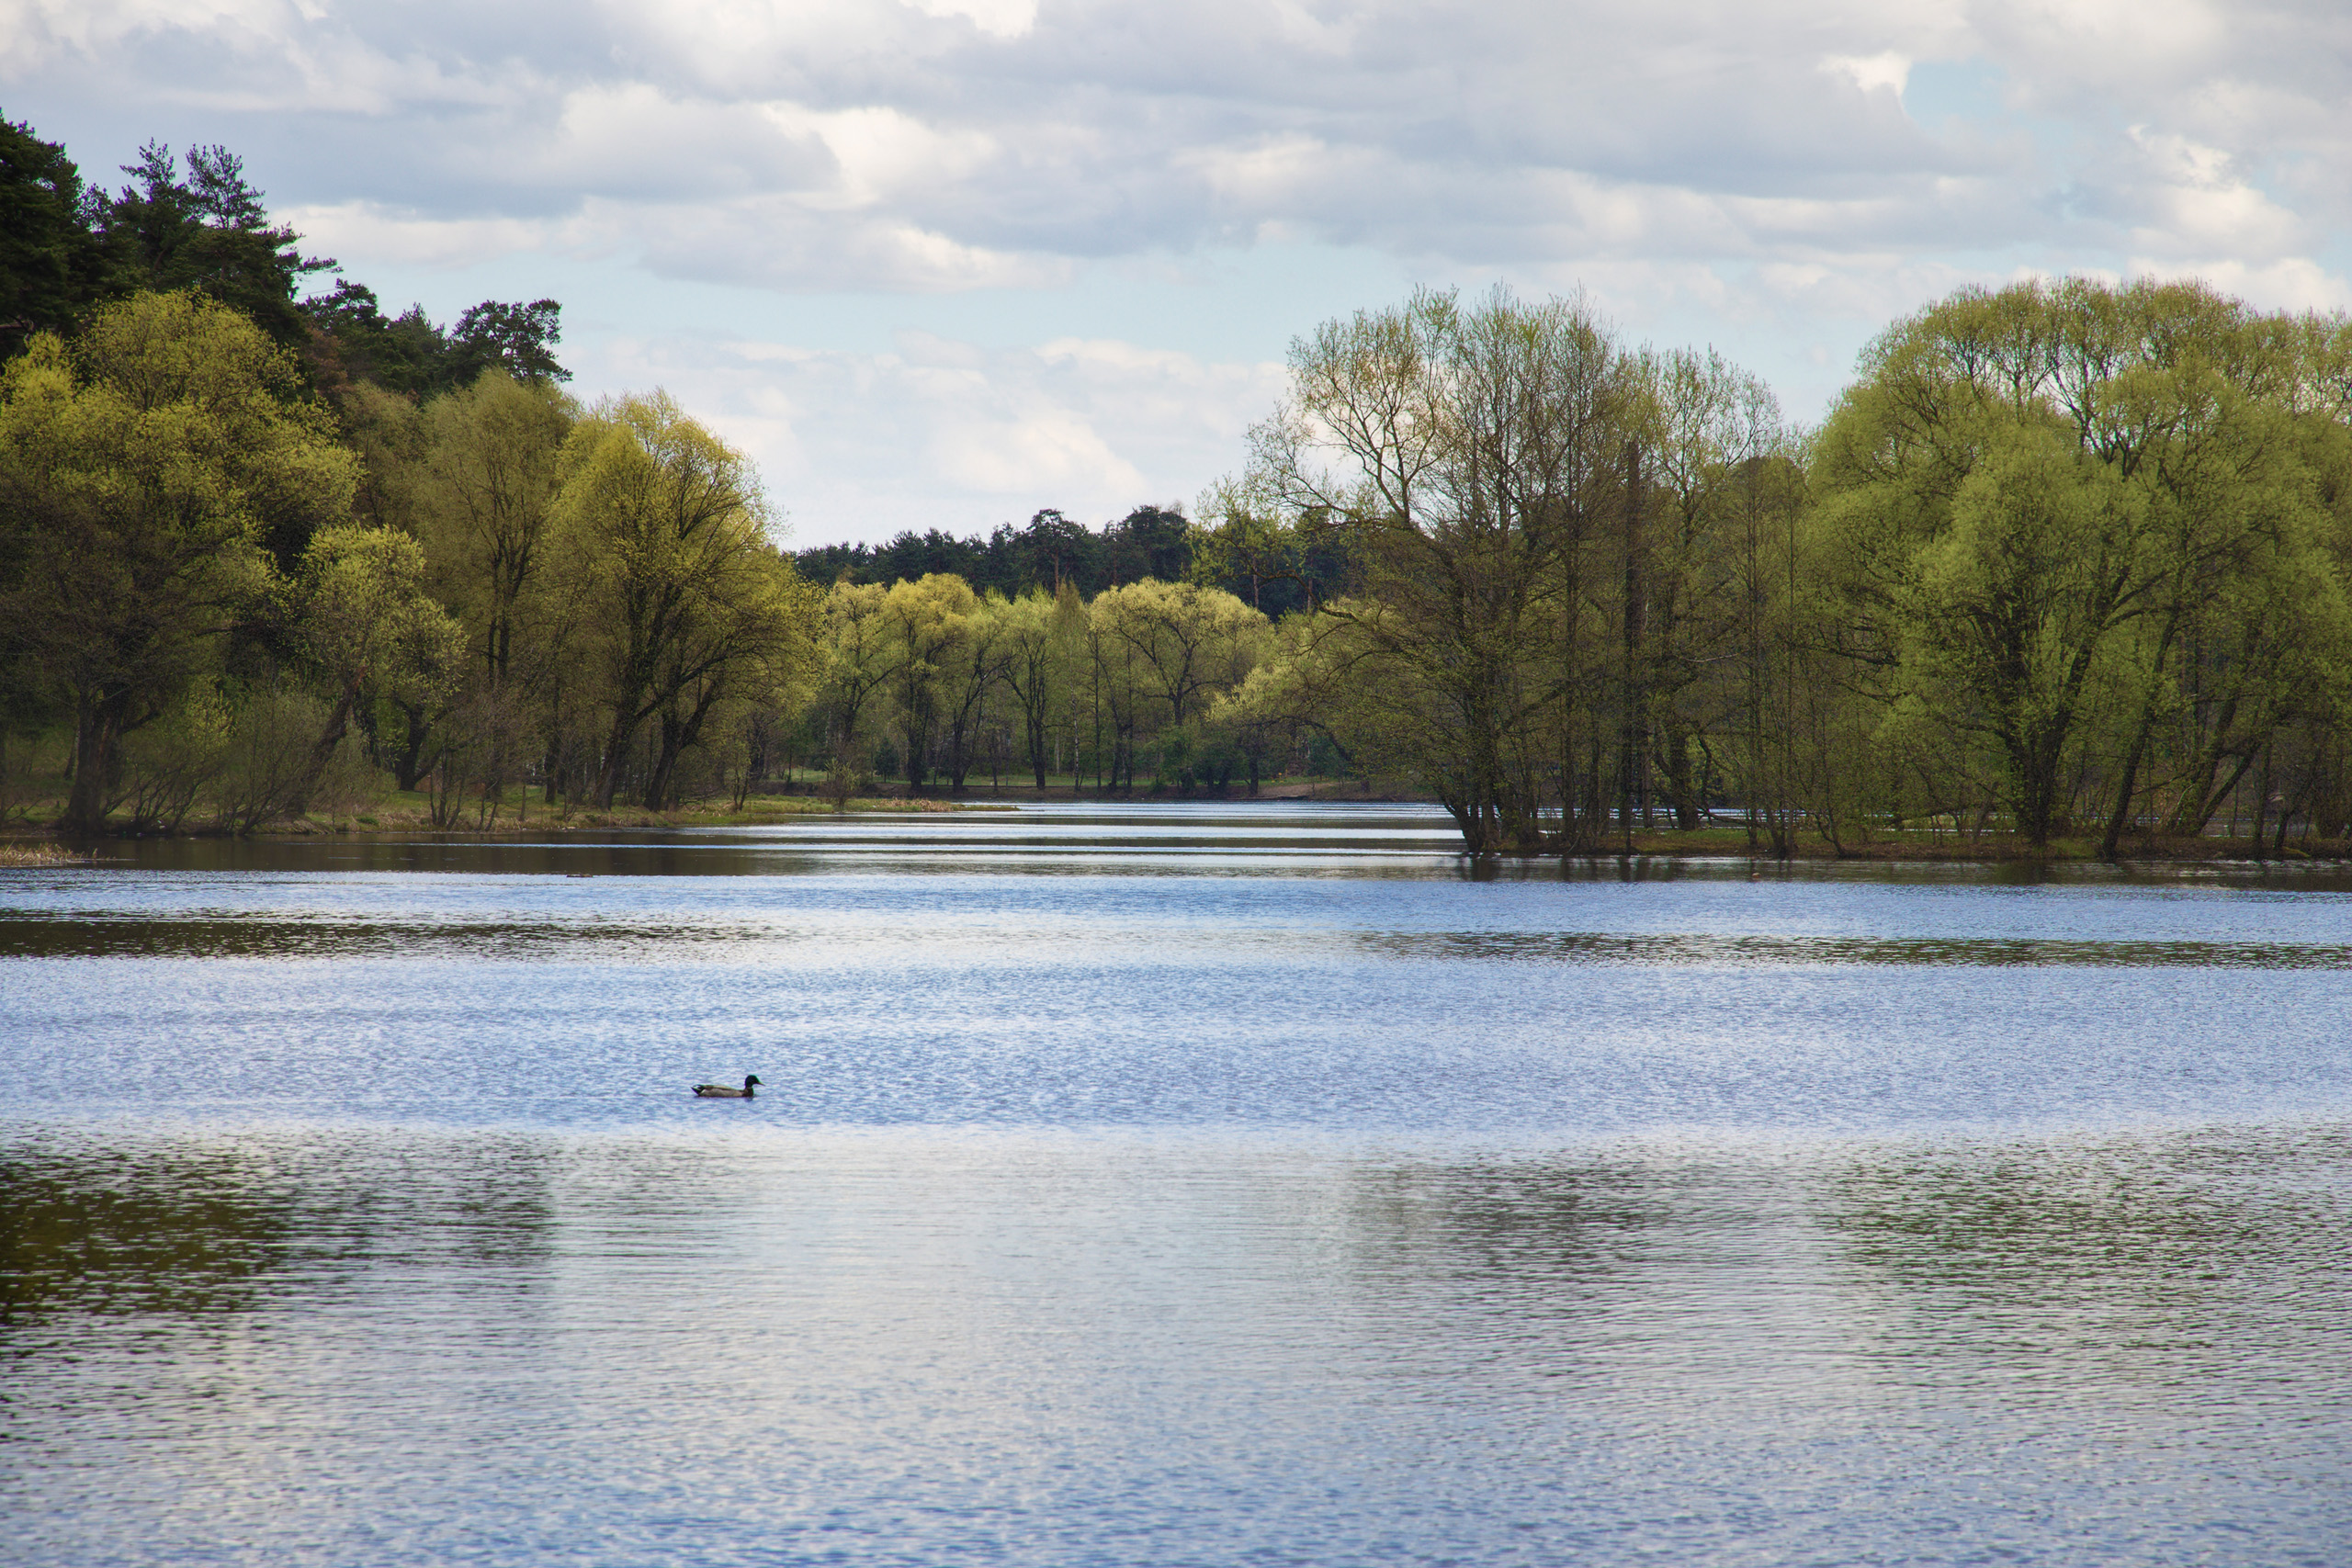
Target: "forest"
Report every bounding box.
[6,113,2352,857]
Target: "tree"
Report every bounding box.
[997,585,1085,786]
[818,581,896,803]
[98,143,334,349]
[290,525,466,814]
[1811,277,2351,852]
[0,118,109,357]
[1101,504,1193,586]
[1091,580,1269,730]
[1247,285,1627,852]
[0,291,356,832]
[446,299,569,387]
[1011,507,1095,593]
[416,373,576,682]
[933,594,1012,791]
[555,392,820,808]
[1192,476,1310,614]
[880,573,978,788]
[301,285,571,398]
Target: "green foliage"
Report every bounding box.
[1244,283,1640,852]
[302,283,571,399]
[1813,276,2352,849]
[116,682,232,834]
[6,161,2351,855]
[556,392,823,809]
[96,142,334,350]
[0,118,110,356]
[0,290,356,830]
[793,503,1279,602]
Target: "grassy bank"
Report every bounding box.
[0,786,1016,840]
[0,841,94,866]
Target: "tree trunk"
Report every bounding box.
[288,673,365,818]
[62,695,120,836]
[392,701,442,792]
[595,710,638,809]
[2252,745,2272,860]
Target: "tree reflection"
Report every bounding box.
[2,1156,291,1319]
[0,1135,558,1328]
[1342,1156,1665,1305]
[1821,1127,2352,1364]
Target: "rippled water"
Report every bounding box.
[5,804,2350,1566]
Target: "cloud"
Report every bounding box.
[9,0,2348,541]
[10,0,2346,284]
[580,331,1287,540]
[283,201,570,269]
[1825,51,1912,97]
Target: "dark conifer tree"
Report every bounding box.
[0,118,110,357]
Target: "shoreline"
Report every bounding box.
[4,794,2341,870]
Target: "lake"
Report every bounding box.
[4,802,2349,1566]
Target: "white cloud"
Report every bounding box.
[7,0,2348,540]
[2117,255,2352,314]
[17,0,2347,284]
[581,331,1287,540]
[1826,51,1911,96]
[907,0,1038,40]
[284,201,569,268]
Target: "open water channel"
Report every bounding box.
[4,802,2349,1566]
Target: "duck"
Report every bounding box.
[693,1074,763,1099]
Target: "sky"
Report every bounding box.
[6,0,2350,548]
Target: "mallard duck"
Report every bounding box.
[693,1074,763,1099]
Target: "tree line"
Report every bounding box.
[8,115,2352,855]
[792,502,1352,616]
[1218,282,2352,855]
[2,116,569,399]
[0,288,824,833]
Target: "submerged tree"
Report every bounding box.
[1245,285,1627,852]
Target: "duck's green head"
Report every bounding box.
[746,1074,763,1089]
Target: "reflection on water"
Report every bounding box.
[5,1122,2346,1567]
[5,804,2351,1565]
[2,1150,293,1320]
[17,914,2352,967]
[1,1136,556,1324]
[0,910,761,959]
[1826,1130,2352,1371]
[1364,929,2352,967]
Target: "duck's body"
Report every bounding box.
[693,1074,763,1099]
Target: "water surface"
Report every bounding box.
[4,804,2348,1565]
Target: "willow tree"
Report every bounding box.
[367,368,582,789]
[291,524,465,811]
[818,581,895,802]
[0,290,356,832]
[1811,277,2352,852]
[1244,285,1625,852]
[556,392,820,809]
[1091,580,1270,730]
[996,584,1085,787]
[1625,349,1803,829]
[933,593,1012,792]
[416,371,576,682]
[880,573,978,789]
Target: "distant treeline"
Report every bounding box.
[793,505,1354,615]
